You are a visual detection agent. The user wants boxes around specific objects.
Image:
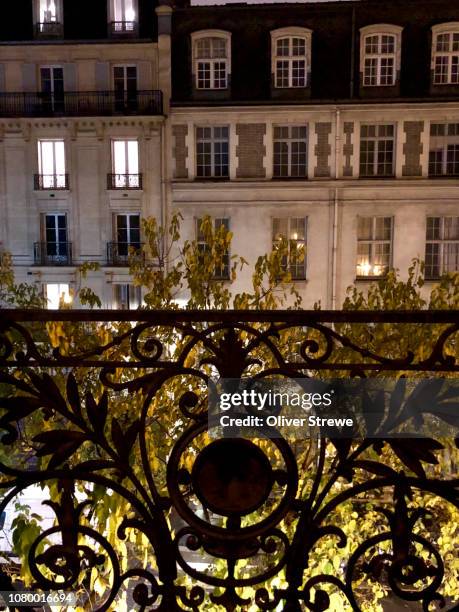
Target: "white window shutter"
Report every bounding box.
[22,63,37,92]
[138,61,152,90]
[63,64,77,91]
[0,64,5,92]
[95,62,110,91]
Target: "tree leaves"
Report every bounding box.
[388,438,444,478]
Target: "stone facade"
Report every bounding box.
[173,125,189,179]
[314,122,332,178]
[402,121,424,177]
[236,124,266,179]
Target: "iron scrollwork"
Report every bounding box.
[0,309,457,611]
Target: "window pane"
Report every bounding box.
[357,217,373,240]
[127,140,139,174]
[113,141,127,174]
[54,141,66,175]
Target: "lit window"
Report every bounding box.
[36,0,63,36]
[432,24,459,85]
[359,124,395,177]
[45,283,71,309]
[111,0,137,33]
[113,284,142,309]
[196,217,230,280]
[356,216,393,278]
[425,217,459,278]
[360,25,402,87]
[273,126,308,178]
[196,127,229,178]
[37,140,67,189]
[110,140,141,189]
[192,31,231,90]
[272,218,307,280]
[429,123,459,176]
[271,28,312,89]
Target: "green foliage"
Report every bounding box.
[0,220,458,611]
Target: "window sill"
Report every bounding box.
[358,175,395,180]
[355,276,388,282]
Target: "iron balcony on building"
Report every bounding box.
[34,174,69,191]
[0,91,163,118]
[109,21,139,37]
[34,242,73,266]
[106,242,145,266]
[107,173,143,190]
[35,22,64,38]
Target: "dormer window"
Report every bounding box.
[360,25,402,87]
[110,0,138,36]
[271,28,312,89]
[432,24,459,85]
[192,31,231,90]
[35,0,63,37]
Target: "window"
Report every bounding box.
[271,28,312,89]
[356,216,393,278]
[45,283,71,309]
[359,124,395,177]
[113,65,138,111]
[192,31,231,90]
[360,25,402,87]
[40,66,64,112]
[432,24,459,85]
[36,0,63,36]
[37,140,67,189]
[110,213,141,264]
[35,214,71,266]
[110,140,141,189]
[429,123,459,176]
[425,217,459,278]
[196,217,230,280]
[196,127,229,178]
[272,218,307,280]
[110,0,138,34]
[273,126,308,178]
[113,284,142,309]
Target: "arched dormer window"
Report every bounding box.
[191,30,231,90]
[431,23,459,85]
[360,24,403,87]
[271,27,312,89]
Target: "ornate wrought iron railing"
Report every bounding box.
[0,309,457,611]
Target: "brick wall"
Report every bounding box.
[172,124,188,179]
[314,122,332,178]
[402,121,424,177]
[343,122,354,177]
[236,123,266,178]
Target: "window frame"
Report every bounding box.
[196,217,231,280]
[273,125,308,178]
[191,30,232,91]
[272,217,307,281]
[425,216,459,279]
[359,24,402,87]
[113,283,142,309]
[44,282,71,309]
[37,139,67,190]
[271,27,312,89]
[356,216,393,279]
[429,122,459,177]
[195,126,230,179]
[431,23,459,85]
[359,123,396,178]
[110,139,141,189]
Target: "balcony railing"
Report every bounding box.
[107,173,143,190]
[0,91,163,118]
[35,22,64,37]
[107,241,144,266]
[0,310,458,610]
[34,174,69,191]
[34,242,73,266]
[109,21,139,37]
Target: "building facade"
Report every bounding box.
[0,0,459,309]
[0,0,169,307]
[168,0,459,308]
